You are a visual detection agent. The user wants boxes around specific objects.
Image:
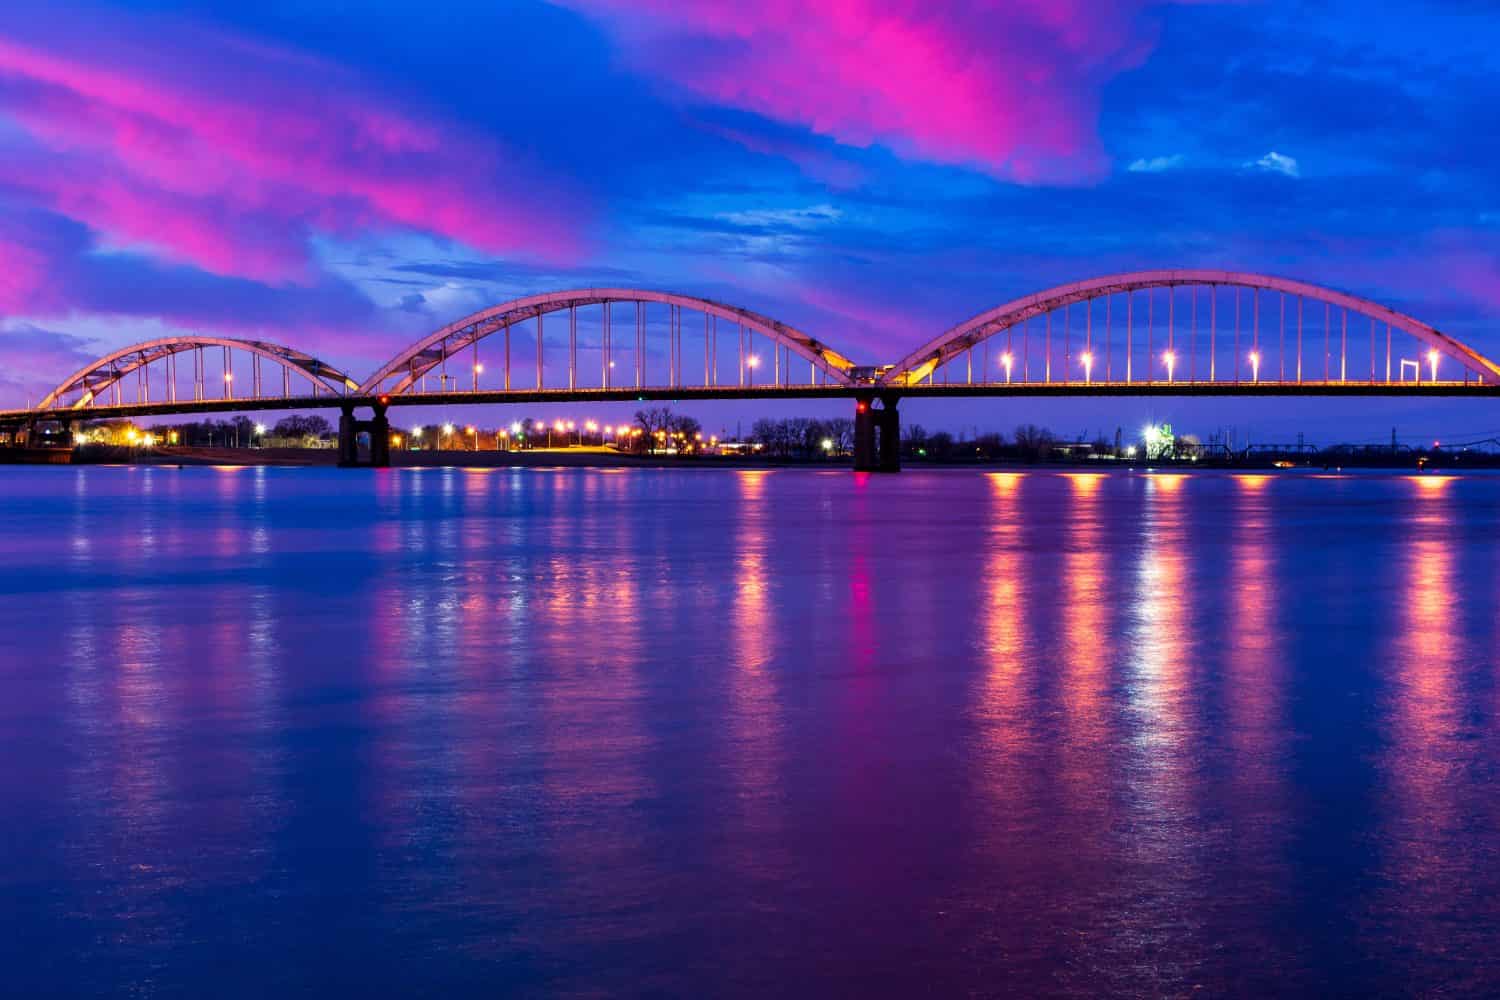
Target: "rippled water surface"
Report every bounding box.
[3,465,1500,996]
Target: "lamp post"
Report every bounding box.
[1249,350,1262,383]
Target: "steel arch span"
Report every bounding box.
[37,337,359,411]
[360,288,860,395]
[883,270,1500,387]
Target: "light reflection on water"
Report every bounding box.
[3,466,1500,996]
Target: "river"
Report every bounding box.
[2,465,1498,996]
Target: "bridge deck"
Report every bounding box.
[2,380,1498,424]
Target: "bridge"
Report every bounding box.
[3,270,1497,471]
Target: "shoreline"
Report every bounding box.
[33,444,1486,473]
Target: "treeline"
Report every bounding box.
[749,417,854,456]
[901,422,1106,461]
[77,415,332,447]
[746,418,1105,461]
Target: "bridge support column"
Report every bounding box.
[339,401,393,468]
[878,397,901,473]
[338,405,359,467]
[854,396,876,471]
[853,394,900,473]
[369,402,391,468]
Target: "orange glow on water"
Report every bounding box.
[1408,474,1451,493]
[1060,469,1111,801]
[1060,471,1104,494]
[986,471,1025,495]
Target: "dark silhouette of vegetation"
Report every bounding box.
[749,417,853,457]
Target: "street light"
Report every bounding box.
[1001,351,1014,383]
[1080,351,1094,383]
[473,362,484,391]
[253,423,265,448]
[1427,349,1440,382]
[442,422,454,450]
[1249,350,1262,383]
[466,425,477,451]
[1163,349,1176,383]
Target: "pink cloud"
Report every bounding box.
[563,0,1193,183]
[0,25,588,282]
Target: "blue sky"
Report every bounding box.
[2,0,1498,444]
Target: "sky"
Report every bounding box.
[2,0,1499,444]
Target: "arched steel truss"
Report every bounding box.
[882,270,1500,386]
[20,272,1500,417]
[359,288,859,395]
[37,337,359,410]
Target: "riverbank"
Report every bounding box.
[53,444,1487,472]
[71,444,837,470]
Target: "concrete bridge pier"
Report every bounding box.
[853,394,901,472]
[338,399,391,468]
